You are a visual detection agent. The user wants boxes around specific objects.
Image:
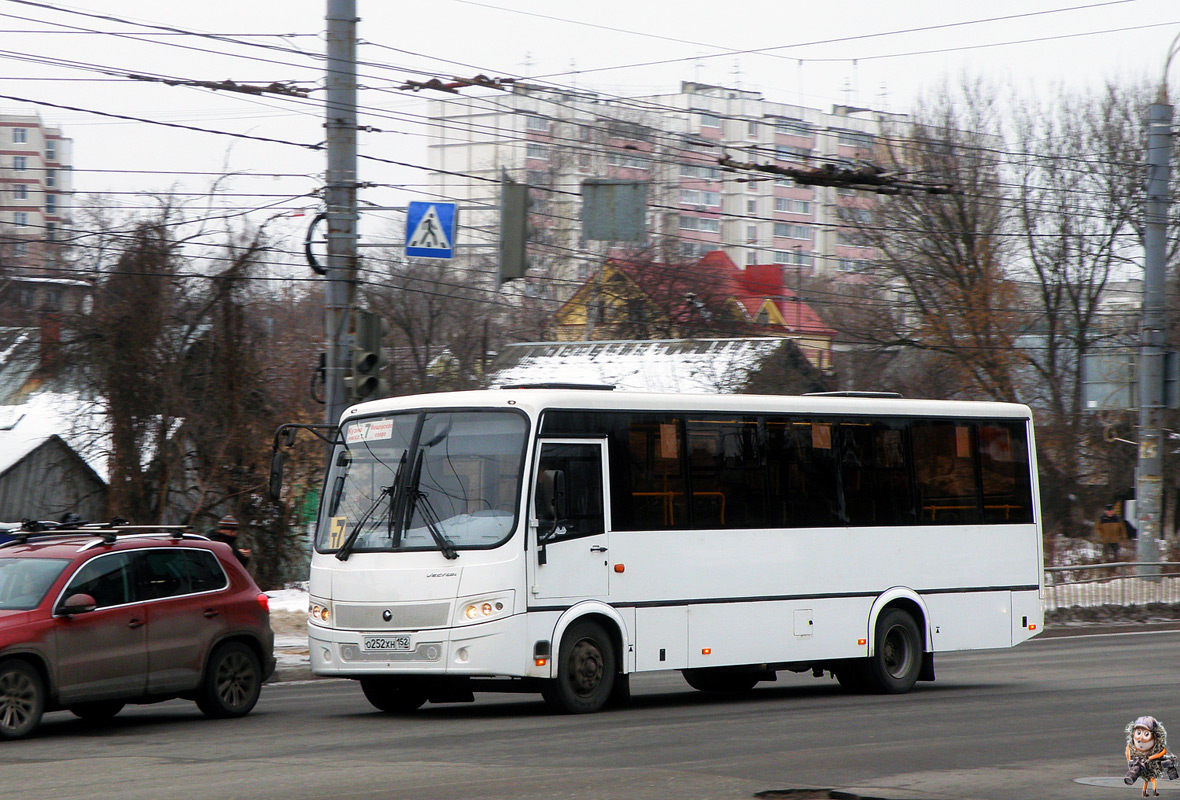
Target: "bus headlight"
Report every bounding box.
[456,595,511,625]
[309,599,332,625]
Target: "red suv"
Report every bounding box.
[0,526,275,739]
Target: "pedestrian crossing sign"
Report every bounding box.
[405,201,456,258]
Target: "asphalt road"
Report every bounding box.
[3,627,1178,800]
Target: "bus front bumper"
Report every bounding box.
[309,613,541,679]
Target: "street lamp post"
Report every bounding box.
[1135,34,1178,575]
[323,0,359,429]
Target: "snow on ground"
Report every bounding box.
[267,587,309,614]
[265,587,310,675]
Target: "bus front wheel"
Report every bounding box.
[864,608,923,694]
[360,677,427,713]
[542,620,616,714]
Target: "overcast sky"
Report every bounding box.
[0,0,1177,253]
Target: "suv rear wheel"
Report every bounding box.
[197,642,262,718]
[0,660,44,740]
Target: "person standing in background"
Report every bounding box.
[211,515,251,567]
[1094,503,1128,562]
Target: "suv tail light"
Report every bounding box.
[257,593,270,611]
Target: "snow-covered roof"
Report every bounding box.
[8,276,91,288]
[488,338,793,394]
[0,392,108,481]
[0,328,39,404]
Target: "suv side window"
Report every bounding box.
[64,552,133,609]
[135,549,228,600]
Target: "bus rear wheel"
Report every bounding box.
[360,677,427,713]
[542,620,616,714]
[863,608,922,694]
[682,667,760,693]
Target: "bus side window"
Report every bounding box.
[535,443,605,541]
[913,421,980,524]
[979,421,1033,523]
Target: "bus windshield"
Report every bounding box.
[315,409,529,555]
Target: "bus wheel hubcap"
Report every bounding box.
[569,640,604,695]
[883,627,911,678]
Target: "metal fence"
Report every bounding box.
[1044,562,1180,611]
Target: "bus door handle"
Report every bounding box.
[589,545,608,553]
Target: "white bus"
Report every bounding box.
[305,386,1043,713]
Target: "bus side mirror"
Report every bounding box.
[535,469,567,565]
[536,469,567,530]
[268,450,285,501]
[552,470,568,520]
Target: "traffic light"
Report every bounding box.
[345,310,390,401]
[499,171,530,287]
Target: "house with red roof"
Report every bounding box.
[553,250,835,372]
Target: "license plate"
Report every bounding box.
[363,635,411,652]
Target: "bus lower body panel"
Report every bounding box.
[309,613,541,679]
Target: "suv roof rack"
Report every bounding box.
[2,521,193,547]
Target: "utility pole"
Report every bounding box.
[323,0,358,428]
[1137,91,1172,575]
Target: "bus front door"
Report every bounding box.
[529,440,610,600]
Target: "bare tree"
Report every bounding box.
[73,215,184,522]
[63,204,322,587]
[364,255,498,394]
[830,77,1180,537]
[839,79,1024,402]
[1007,83,1153,528]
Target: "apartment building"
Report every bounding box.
[427,81,904,301]
[0,113,73,273]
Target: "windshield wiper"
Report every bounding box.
[387,451,408,546]
[404,449,459,560]
[335,485,392,562]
